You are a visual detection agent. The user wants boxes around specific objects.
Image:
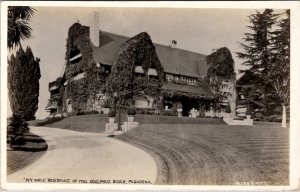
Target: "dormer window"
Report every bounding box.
[147,68,157,76]
[134,66,145,77]
[148,68,158,79]
[134,66,144,73]
[69,47,82,64]
[70,53,82,63]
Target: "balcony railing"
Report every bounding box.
[167,78,199,86]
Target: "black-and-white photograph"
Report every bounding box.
[1,1,299,191]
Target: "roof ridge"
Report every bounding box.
[99,30,131,40]
[99,30,207,56]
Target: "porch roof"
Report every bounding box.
[162,82,213,97]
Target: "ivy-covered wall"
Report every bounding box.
[65,23,94,78]
[206,47,235,80]
[105,32,165,112]
[63,23,108,113]
[206,47,236,115]
[48,24,238,116]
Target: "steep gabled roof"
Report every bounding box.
[92,31,209,78]
[92,31,127,66]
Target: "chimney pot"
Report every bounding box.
[170,40,177,48]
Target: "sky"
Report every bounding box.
[7,7,283,119]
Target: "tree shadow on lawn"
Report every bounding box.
[7,132,48,175]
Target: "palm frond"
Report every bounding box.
[7,6,35,49]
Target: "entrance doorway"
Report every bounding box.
[182,98,199,116]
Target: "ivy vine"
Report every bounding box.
[63,23,109,113]
[105,32,164,112]
[206,47,235,80]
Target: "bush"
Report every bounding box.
[88,110,99,115]
[263,115,282,122]
[177,103,183,109]
[225,104,231,113]
[15,136,26,145]
[99,98,112,108]
[252,111,264,121]
[76,111,84,116]
[108,110,116,117]
[76,110,99,116]
[135,108,156,115]
[7,113,29,146]
[161,109,177,116]
[246,104,251,115]
[127,108,136,116]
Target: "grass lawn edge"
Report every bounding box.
[7,132,48,175]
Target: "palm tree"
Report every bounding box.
[7,6,35,49]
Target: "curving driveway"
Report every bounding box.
[8,126,157,184]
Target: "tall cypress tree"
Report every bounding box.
[236,9,279,116]
[8,46,41,121]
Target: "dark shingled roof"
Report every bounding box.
[162,82,214,97]
[92,31,209,78]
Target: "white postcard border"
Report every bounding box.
[1,1,300,191]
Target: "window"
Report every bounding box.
[69,47,82,64]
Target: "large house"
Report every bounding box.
[46,22,236,117]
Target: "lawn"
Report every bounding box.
[37,114,225,133]
[116,123,289,185]
[37,114,289,185]
[7,132,48,174]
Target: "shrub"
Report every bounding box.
[135,108,156,115]
[108,110,116,117]
[161,109,177,116]
[225,104,231,113]
[76,111,85,116]
[246,104,251,115]
[14,136,26,145]
[88,110,99,115]
[99,98,112,108]
[177,103,183,109]
[252,111,264,121]
[76,110,99,116]
[7,113,29,146]
[127,108,136,116]
[263,115,282,122]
